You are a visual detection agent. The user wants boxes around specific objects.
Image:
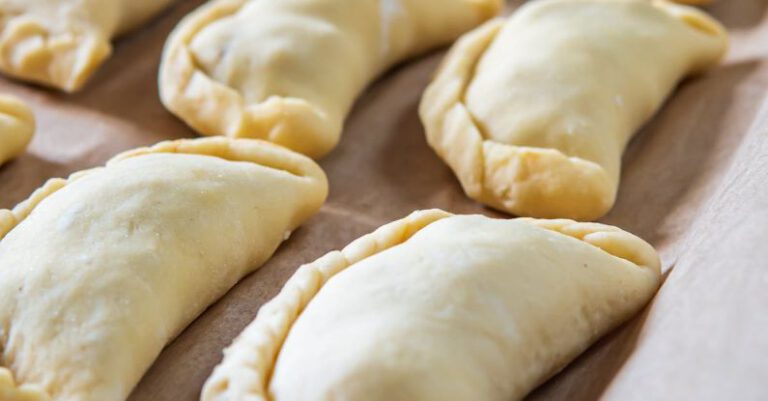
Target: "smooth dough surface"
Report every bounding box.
[420,0,727,220]
[0,94,34,165]
[202,210,661,401]
[0,0,177,92]
[159,0,502,158]
[0,137,327,401]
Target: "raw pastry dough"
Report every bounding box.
[0,94,33,165]
[159,0,502,159]
[0,0,178,92]
[420,0,727,220]
[202,210,661,401]
[0,137,327,401]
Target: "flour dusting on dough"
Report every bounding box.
[379,0,406,57]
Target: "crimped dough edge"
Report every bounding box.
[0,94,35,164]
[521,218,661,273]
[0,177,69,241]
[0,137,328,240]
[669,0,712,5]
[201,209,660,401]
[419,1,727,221]
[158,0,338,159]
[201,209,452,401]
[0,15,111,92]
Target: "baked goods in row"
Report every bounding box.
[0,1,727,400]
[203,210,661,401]
[420,0,727,220]
[159,0,502,158]
[0,137,327,401]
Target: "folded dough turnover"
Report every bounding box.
[202,209,661,401]
[159,0,502,159]
[0,0,178,92]
[420,0,727,220]
[0,137,327,401]
[0,94,33,165]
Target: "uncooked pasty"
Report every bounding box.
[0,0,178,92]
[0,137,327,401]
[0,94,33,165]
[159,0,502,158]
[202,209,661,401]
[420,0,727,220]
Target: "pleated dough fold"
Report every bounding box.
[0,94,33,165]
[0,0,177,92]
[0,137,327,401]
[420,0,727,220]
[202,209,661,401]
[159,0,502,159]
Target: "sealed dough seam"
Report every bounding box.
[519,218,661,272]
[0,177,70,240]
[111,137,328,226]
[158,0,336,159]
[668,0,712,5]
[0,161,102,239]
[420,19,614,220]
[200,209,453,401]
[1,138,327,240]
[0,18,111,92]
[110,137,326,182]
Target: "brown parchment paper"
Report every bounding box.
[0,0,766,400]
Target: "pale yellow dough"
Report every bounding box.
[202,210,661,401]
[0,0,177,92]
[0,137,328,401]
[420,0,727,220]
[0,94,33,165]
[671,0,712,4]
[159,0,502,159]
